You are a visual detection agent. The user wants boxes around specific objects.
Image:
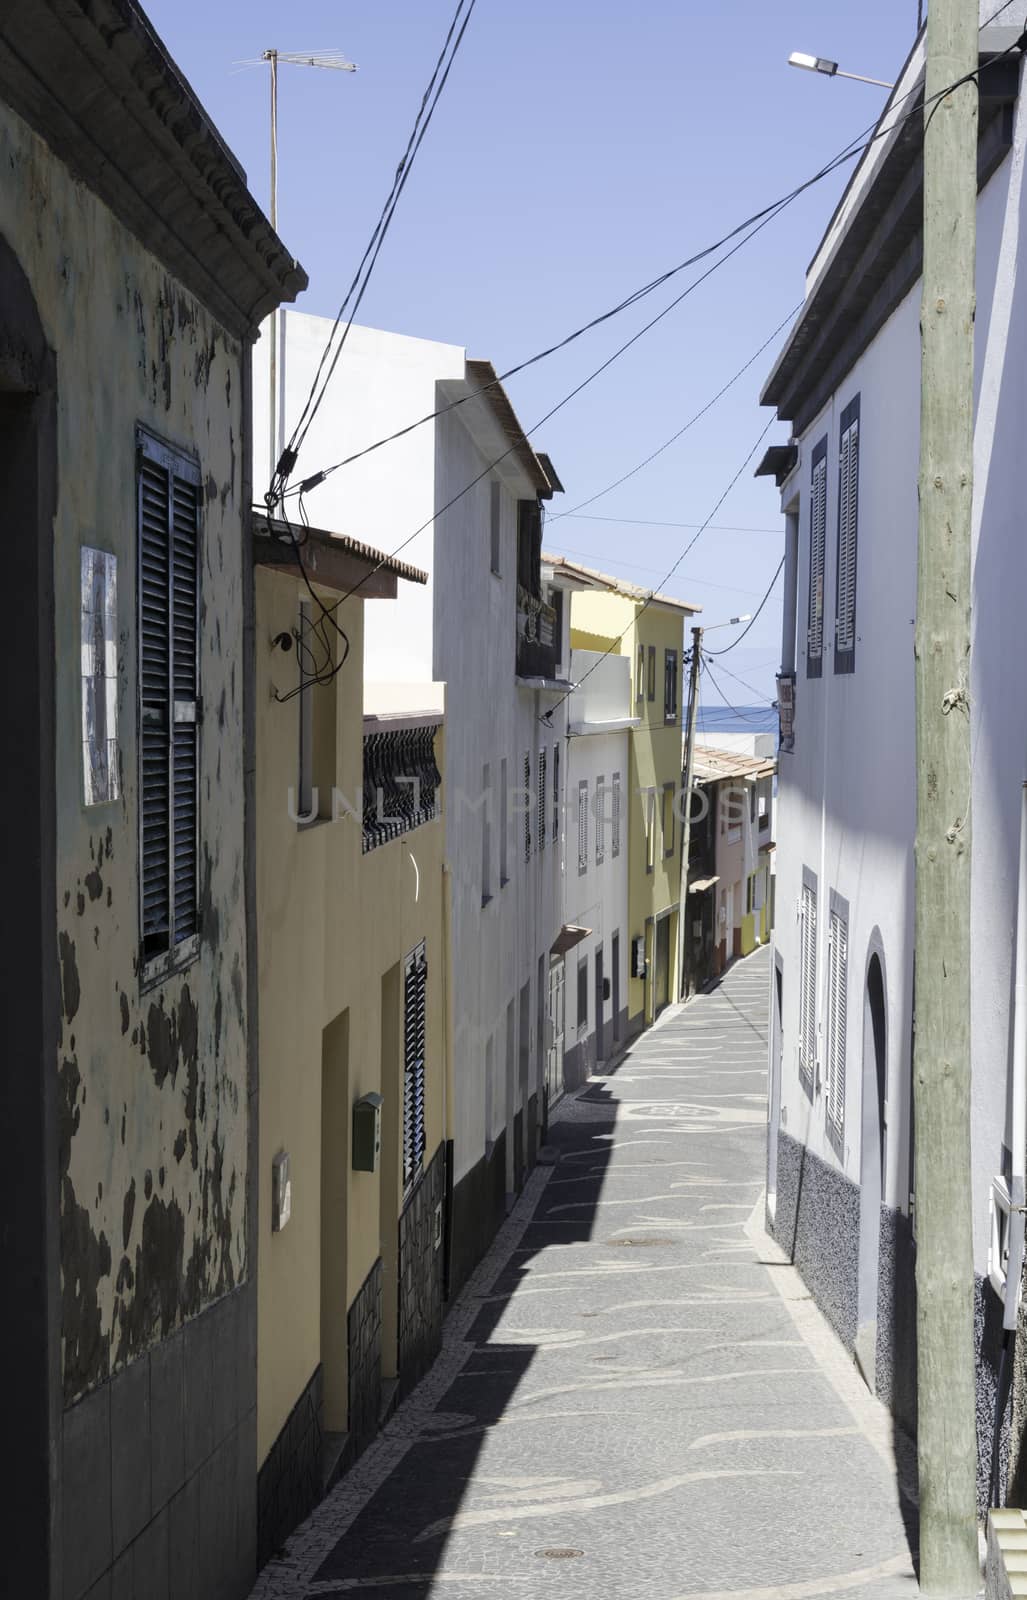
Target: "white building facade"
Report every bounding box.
[759,12,1027,1509]
[560,647,634,1090]
[255,313,568,1295]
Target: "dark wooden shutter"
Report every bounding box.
[403,944,428,1189]
[138,429,201,967]
[139,455,171,958]
[538,749,547,852]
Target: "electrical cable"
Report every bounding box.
[538,413,778,728]
[701,657,769,727]
[268,0,478,507]
[277,32,1021,503]
[707,655,776,706]
[705,556,785,656]
[548,304,803,522]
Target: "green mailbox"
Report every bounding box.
[352,1091,383,1172]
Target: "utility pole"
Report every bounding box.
[676,626,703,1000]
[913,0,979,1589]
[257,48,357,482]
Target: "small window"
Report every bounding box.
[662,782,675,858]
[636,644,645,701]
[500,757,509,886]
[826,896,848,1148]
[645,788,656,874]
[481,762,492,905]
[403,942,428,1191]
[664,649,679,724]
[835,397,859,674]
[750,783,757,825]
[137,427,201,975]
[807,437,827,678]
[595,775,605,867]
[538,749,547,853]
[552,742,560,846]
[490,479,502,577]
[577,779,589,875]
[611,772,621,859]
[647,645,656,702]
[798,870,818,1098]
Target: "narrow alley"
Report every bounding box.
[252,949,918,1600]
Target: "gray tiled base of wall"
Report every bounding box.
[771,1130,1010,1519]
[63,1281,256,1600]
[771,1129,859,1349]
[347,1260,383,1460]
[398,1143,446,1399]
[256,1365,323,1571]
[447,1136,506,1303]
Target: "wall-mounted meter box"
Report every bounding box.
[271,1150,292,1233]
[631,935,647,980]
[353,1091,383,1172]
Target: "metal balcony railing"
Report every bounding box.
[362,725,441,853]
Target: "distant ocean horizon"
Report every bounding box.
[695,703,777,737]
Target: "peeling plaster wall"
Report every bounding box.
[0,100,250,1405]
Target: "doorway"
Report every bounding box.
[594,943,605,1064]
[612,932,621,1042]
[856,947,888,1390]
[654,916,671,1015]
[320,1011,350,1434]
[546,959,565,1109]
[767,957,783,1221]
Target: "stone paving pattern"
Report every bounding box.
[251,948,920,1600]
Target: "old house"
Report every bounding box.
[0,3,304,1595]
[254,315,567,1298]
[252,516,447,1562]
[758,4,1027,1512]
[690,744,775,978]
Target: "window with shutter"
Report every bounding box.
[807,438,827,678]
[138,428,200,976]
[538,749,547,852]
[577,780,588,875]
[664,649,678,723]
[798,872,817,1098]
[523,752,531,862]
[403,942,428,1191]
[612,773,621,859]
[595,775,605,866]
[835,397,859,673]
[552,742,560,846]
[826,899,848,1148]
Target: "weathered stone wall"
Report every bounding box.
[398,1143,446,1398]
[0,94,249,1401]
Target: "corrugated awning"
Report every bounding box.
[688,876,719,893]
[551,924,592,957]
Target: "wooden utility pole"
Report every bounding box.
[914,0,979,1589]
[675,626,703,1000]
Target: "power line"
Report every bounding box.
[703,654,775,706]
[539,414,778,727]
[548,304,802,522]
[270,0,478,502]
[279,39,1014,503]
[548,544,784,601]
[561,515,783,534]
[701,658,770,726]
[705,557,785,655]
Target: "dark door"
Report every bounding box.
[655,918,670,1014]
[612,932,621,1041]
[594,945,604,1064]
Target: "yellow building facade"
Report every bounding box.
[252,522,449,1561]
[567,581,699,1032]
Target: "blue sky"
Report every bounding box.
[149,0,918,702]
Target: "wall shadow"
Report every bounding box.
[304,1085,619,1597]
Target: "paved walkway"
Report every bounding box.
[252,947,919,1600]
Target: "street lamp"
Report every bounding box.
[703,613,752,631]
[239,49,358,480]
[788,51,895,89]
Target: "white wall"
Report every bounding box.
[565,727,631,1074]
[770,75,1027,1272]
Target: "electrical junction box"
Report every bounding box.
[271,1150,292,1233]
[353,1091,383,1172]
[631,935,647,980]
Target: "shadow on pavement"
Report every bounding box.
[308,1083,619,1598]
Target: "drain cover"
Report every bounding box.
[535,1548,584,1559]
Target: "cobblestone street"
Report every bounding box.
[252,947,919,1600]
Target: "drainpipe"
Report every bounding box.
[1005,780,1027,1332]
